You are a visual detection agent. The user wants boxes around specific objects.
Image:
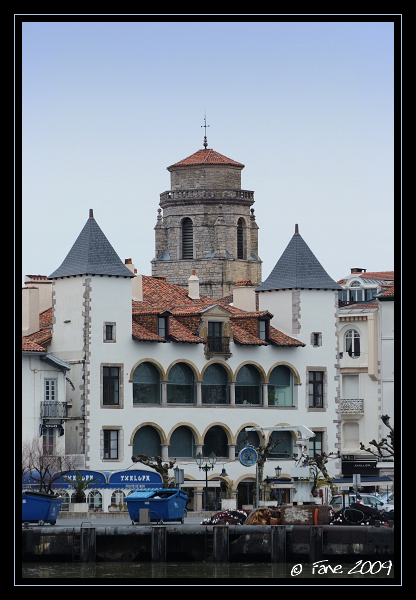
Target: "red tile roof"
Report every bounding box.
[168,317,203,343]
[22,338,46,352]
[167,149,244,169]
[379,283,394,297]
[22,272,304,349]
[132,321,166,343]
[231,323,267,346]
[338,271,394,284]
[269,327,306,347]
[22,308,53,348]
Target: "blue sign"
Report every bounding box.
[239,446,258,467]
[108,469,163,489]
[52,470,108,489]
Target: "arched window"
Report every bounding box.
[202,364,229,404]
[268,365,293,406]
[235,364,261,405]
[235,429,260,457]
[132,362,161,404]
[88,490,102,510]
[169,426,195,458]
[167,363,195,404]
[237,218,245,259]
[345,330,360,358]
[132,425,161,457]
[203,425,228,458]
[182,217,193,259]
[111,490,126,505]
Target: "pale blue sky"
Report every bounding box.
[21,19,396,287]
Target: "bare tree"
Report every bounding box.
[131,454,176,488]
[247,431,283,483]
[22,437,83,494]
[360,414,394,459]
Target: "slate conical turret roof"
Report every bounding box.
[48,210,134,279]
[256,225,341,291]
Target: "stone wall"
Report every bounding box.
[169,165,242,190]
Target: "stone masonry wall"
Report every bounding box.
[169,165,242,190]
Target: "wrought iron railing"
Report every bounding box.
[206,336,230,354]
[40,401,69,419]
[340,398,364,413]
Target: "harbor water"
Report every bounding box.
[21,560,395,581]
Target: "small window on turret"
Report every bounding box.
[311,332,322,347]
[104,322,116,343]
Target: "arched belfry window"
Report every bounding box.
[182,218,193,259]
[237,218,245,259]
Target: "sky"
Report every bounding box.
[20,17,397,289]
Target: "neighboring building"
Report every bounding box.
[22,336,71,453]
[336,270,394,488]
[151,142,262,298]
[22,210,343,510]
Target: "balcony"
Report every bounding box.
[340,398,364,414]
[40,401,69,420]
[205,336,232,359]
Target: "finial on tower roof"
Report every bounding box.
[201,114,209,149]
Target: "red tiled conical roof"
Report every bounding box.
[168,149,244,169]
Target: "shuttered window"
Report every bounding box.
[182,218,193,259]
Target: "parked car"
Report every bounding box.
[329,493,394,513]
[378,491,394,504]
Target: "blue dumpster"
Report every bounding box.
[22,491,64,525]
[126,488,188,524]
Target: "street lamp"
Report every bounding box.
[196,451,216,510]
[275,465,282,478]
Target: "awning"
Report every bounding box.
[180,481,221,488]
[332,476,393,487]
[41,353,71,372]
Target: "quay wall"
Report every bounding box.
[22,524,394,563]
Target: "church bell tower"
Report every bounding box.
[152,122,262,299]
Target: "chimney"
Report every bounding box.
[22,287,40,336]
[24,275,53,313]
[350,268,366,274]
[188,270,200,300]
[232,280,257,312]
[124,259,143,302]
[89,208,94,219]
[295,224,299,235]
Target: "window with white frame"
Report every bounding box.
[104,322,116,343]
[345,329,360,358]
[103,429,119,459]
[45,379,57,401]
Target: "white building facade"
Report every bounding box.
[21,212,345,511]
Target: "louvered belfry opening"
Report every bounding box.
[237,218,244,259]
[182,217,194,259]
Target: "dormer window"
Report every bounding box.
[158,315,169,339]
[259,319,269,341]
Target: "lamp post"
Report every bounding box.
[196,451,216,510]
[274,465,282,505]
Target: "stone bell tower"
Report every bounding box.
[151,126,262,299]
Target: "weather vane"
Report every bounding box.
[201,114,209,149]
